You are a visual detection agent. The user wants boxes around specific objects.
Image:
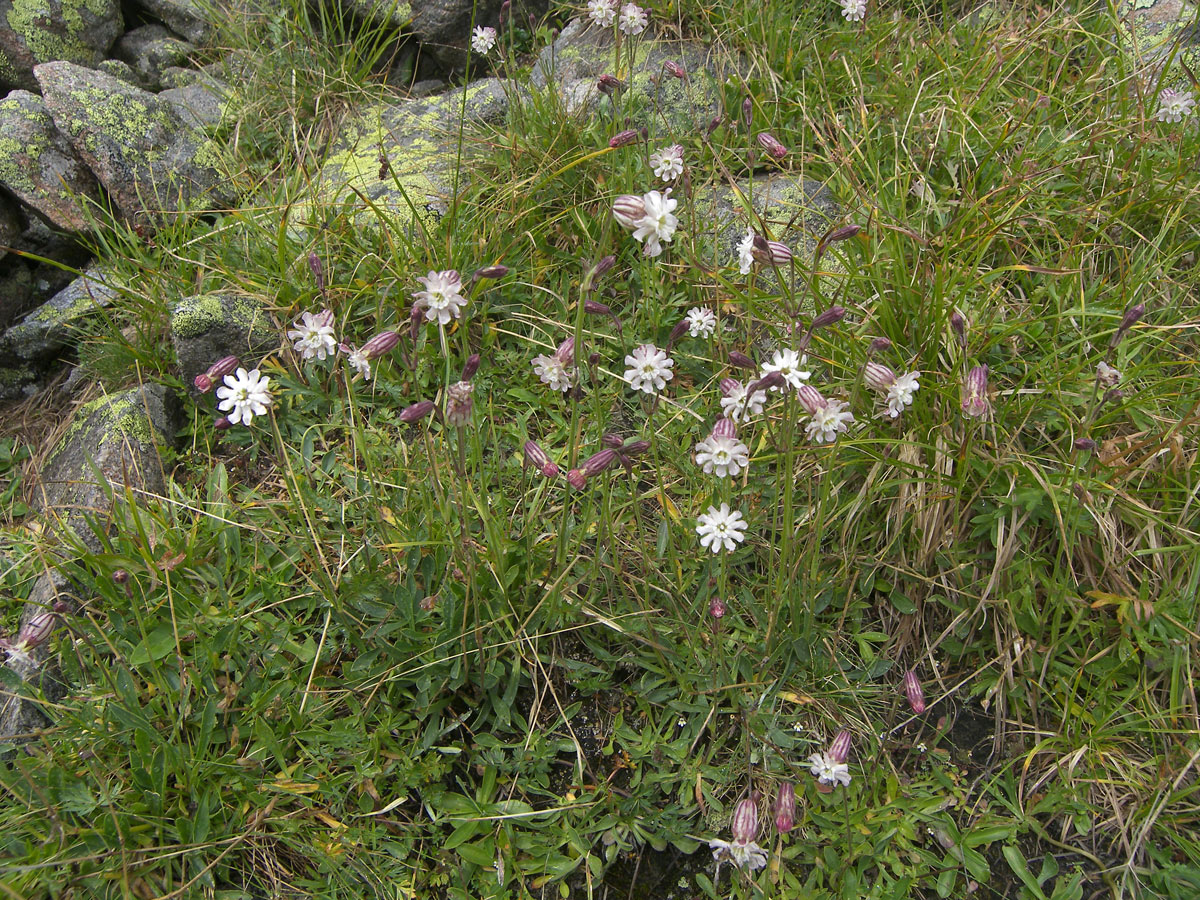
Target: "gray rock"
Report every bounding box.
[159,74,228,129]
[0,570,73,747]
[1117,0,1200,88]
[0,265,119,362]
[34,61,233,233]
[0,192,20,261]
[0,90,105,233]
[128,0,213,44]
[171,293,276,391]
[113,23,196,91]
[0,263,34,327]
[0,0,123,91]
[95,58,141,85]
[309,77,514,232]
[159,64,200,88]
[531,18,737,135]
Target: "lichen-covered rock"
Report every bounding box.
[409,0,548,70]
[0,0,123,90]
[0,264,118,362]
[342,0,412,31]
[113,23,196,91]
[94,57,139,85]
[1117,0,1200,88]
[0,89,104,232]
[171,292,276,391]
[308,77,514,232]
[531,18,738,135]
[34,60,233,232]
[128,0,212,44]
[159,73,228,129]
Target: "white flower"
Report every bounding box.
[623,343,674,394]
[216,368,273,426]
[413,270,467,326]
[720,382,767,423]
[532,353,573,392]
[808,752,852,787]
[694,433,750,478]
[471,26,497,54]
[618,2,647,34]
[649,144,684,182]
[735,228,755,275]
[631,189,678,258]
[884,371,920,418]
[287,310,337,361]
[685,307,716,339]
[838,0,867,21]
[347,347,371,381]
[709,838,769,872]
[696,503,747,553]
[760,348,811,392]
[1155,88,1196,123]
[587,0,617,27]
[805,397,855,443]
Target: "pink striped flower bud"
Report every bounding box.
[581,449,618,478]
[584,299,612,316]
[445,381,474,426]
[774,782,796,833]
[523,440,559,478]
[811,306,847,331]
[796,384,826,417]
[950,310,967,348]
[554,338,575,368]
[903,670,926,714]
[711,417,737,440]
[708,597,726,619]
[663,59,685,78]
[612,195,647,230]
[593,255,616,278]
[602,433,625,449]
[961,365,990,418]
[566,468,587,489]
[728,350,756,370]
[719,377,742,397]
[619,439,649,457]
[16,608,57,650]
[409,302,424,340]
[308,251,325,293]
[609,129,640,148]
[742,96,753,128]
[826,223,861,244]
[1112,302,1145,348]
[751,234,793,266]
[461,353,481,382]
[361,330,400,360]
[473,264,509,281]
[748,371,785,394]
[756,132,788,159]
[667,317,689,347]
[867,336,892,356]
[597,74,625,95]
[313,308,335,329]
[828,730,852,765]
[863,361,896,392]
[1074,437,1097,452]
[731,798,758,844]
[400,400,436,423]
[707,115,722,136]
[194,355,241,392]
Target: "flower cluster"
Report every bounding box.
[612,190,678,257]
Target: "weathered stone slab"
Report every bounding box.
[1118,0,1200,87]
[171,292,276,391]
[0,264,118,362]
[0,0,123,91]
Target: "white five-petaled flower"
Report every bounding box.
[760,348,812,392]
[805,397,855,443]
[623,343,674,394]
[709,838,769,872]
[685,307,716,339]
[617,2,647,34]
[216,368,273,426]
[587,0,617,27]
[736,228,755,275]
[720,381,767,423]
[694,433,750,478]
[809,752,852,787]
[1155,88,1196,123]
[631,189,678,257]
[838,0,867,21]
[885,372,920,418]
[288,310,337,361]
[471,26,497,54]
[413,270,467,325]
[696,503,747,553]
[532,352,573,392]
[649,144,684,182]
[347,347,371,381]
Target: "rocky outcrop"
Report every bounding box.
[0,193,20,261]
[128,0,212,44]
[0,0,124,91]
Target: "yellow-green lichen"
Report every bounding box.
[172,294,264,339]
[56,391,158,460]
[6,0,116,68]
[30,280,112,322]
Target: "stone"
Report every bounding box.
[113,23,196,91]
[342,0,412,31]
[95,58,140,85]
[0,261,34,326]
[1118,0,1200,88]
[0,192,21,261]
[531,18,738,135]
[0,570,73,747]
[0,264,118,362]
[0,0,123,91]
[0,89,105,233]
[408,0,550,71]
[128,0,213,44]
[34,61,233,233]
[159,73,228,129]
[308,77,513,232]
[170,293,276,392]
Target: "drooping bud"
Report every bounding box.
[308,251,325,294]
[1111,302,1145,348]
[612,195,647,230]
[554,338,575,368]
[751,234,792,266]
[756,132,787,159]
[667,317,689,348]
[663,59,685,78]
[361,330,400,360]
[580,449,618,478]
[16,609,57,651]
[1073,437,1098,452]
[584,300,612,319]
[112,569,129,585]
[523,440,559,478]
[863,361,896,392]
[796,384,826,417]
[810,306,847,331]
[773,782,796,833]
[445,381,474,426]
[903,670,926,714]
[499,0,510,23]
[711,418,737,440]
[826,223,861,245]
[313,308,335,329]
[602,433,625,449]
[742,96,753,128]
[619,439,650,457]
[748,371,785,394]
[593,255,616,279]
[194,355,241,392]
[461,353,481,382]
[609,129,640,148]
[950,310,967,348]
[473,264,509,281]
[409,302,424,340]
[719,377,742,397]
[961,365,990,418]
[400,400,437,423]
[728,350,756,370]
[707,115,722,136]
[566,468,587,489]
[597,74,625,95]
[708,597,726,619]
[828,730,852,765]
[867,337,892,356]
[731,798,758,844]
[214,416,233,431]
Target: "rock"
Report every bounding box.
[309,77,513,232]
[159,74,228,129]
[0,262,34,326]
[1117,0,1200,87]
[159,64,199,88]
[0,0,123,91]
[0,570,73,747]
[0,89,105,233]
[408,0,549,70]
[531,18,737,134]
[113,23,196,91]
[342,0,413,31]
[128,0,213,44]
[0,193,21,261]
[0,363,40,402]
[95,58,140,85]
[0,264,118,362]
[171,293,276,391]
[34,61,233,232]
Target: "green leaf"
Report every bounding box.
[1003,845,1048,900]
[129,625,176,666]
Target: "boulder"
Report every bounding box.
[94,58,140,85]
[0,0,123,91]
[0,264,118,362]
[342,0,412,31]
[159,73,228,129]
[113,23,196,91]
[409,0,549,70]
[128,0,213,44]
[0,192,21,260]
[0,89,105,233]
[171,292,276,391]
[34,60,233,232]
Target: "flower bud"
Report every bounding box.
[523,440,559,478]
[581,449,618,478]
[711,418,737,440]
[400,400,436,423]
[903,670,926,714]
[612,195,647,230]
[597,74,625,95]
[499,0,510,23]
[748,371,785,394]
[584,299,612,316]
[667,318,689,347]
[663,59,685,78]
[828,730,852,765]
[409,302,424,340]
[602,433,625,449]
[1074,437,1098,452]
[863,361,896,392]
[308,251,325,293]
[751,234,792,266]
[214,416,232,431]
[707,115,722,136]
[961,365,989,418]
[566,468,587,489]
[609,129,640,148]
[826,223,861,244]
[361,331,400,360]
[708,597,726,619]
[593,255,616,278]
[445,381,474,427]
[719,378,742,397]
[728,350,756,370]
[16,609,57,650]
[774,782,796,833]
[619,439,650,457]
[473,264,509,281]
[194,355,240,392]
[731,798,758,844]
[950,310,967,348]
[1112,302,1145,347]
[796,384,826,417]
[314,308,335,329]
[461,353,481,382]
[867,336,892,356]
[756,132,787,159]
[811,306,847,331]
[554,338,575,367]
[742,96,753,128]
[112,569,129,585]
